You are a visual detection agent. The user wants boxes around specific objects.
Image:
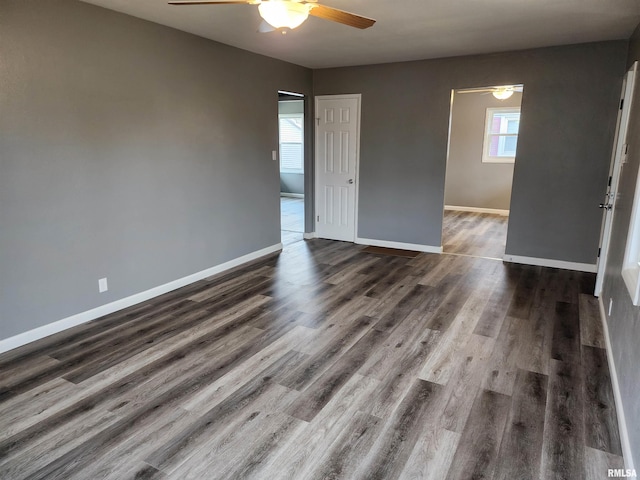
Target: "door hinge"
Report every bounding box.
[598,247,601,258]
[620,98,624,110]
[608,176,612,187]
[317,215,320,222]
[625,144,629,155]
[316,118,320,126]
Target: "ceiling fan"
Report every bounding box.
[457,85,524,100]
[168,0,376,32]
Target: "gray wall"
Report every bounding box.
[0,0,312,340]
[445,91,521,210]
[313,42,626,261]
[278,99,305,195]
[601,26,640,467]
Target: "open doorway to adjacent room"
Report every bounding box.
[443,84,523,259]
[278,91,306,247]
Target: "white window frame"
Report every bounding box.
[482,107,520,164]
[278,113,304,174]
[622,165,640,305]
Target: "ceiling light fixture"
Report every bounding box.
[492,87,515,100]
[258,0,311,30]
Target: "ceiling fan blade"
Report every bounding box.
[168,1,254,5]
[309,4,375,29]
[258,20,276,33]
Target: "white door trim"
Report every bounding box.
[314,94,362,242]
[595,62,637,296]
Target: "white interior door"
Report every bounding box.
[315,95,361,242]
[595,62,637,296]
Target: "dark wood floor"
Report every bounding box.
[443,209,508,259]
[0,239,623,479]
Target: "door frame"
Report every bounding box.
[314,94,362,242]
[277,90,307,244]
[442,86,522,255]
[595,62,638,296]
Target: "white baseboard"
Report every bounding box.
[356,237,443,254]
[303,232,316,240]
[445,205,509,216]
[0,243,283,355]
[280,192,304,199]
[503,254,597,273]
[598,297,635,472]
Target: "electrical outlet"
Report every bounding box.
[272,150,277,161]
[608,298,613,316]
[99,278,108,293]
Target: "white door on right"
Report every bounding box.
[315,95,361,242]
[595,62,637,296]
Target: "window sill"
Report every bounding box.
[481,157,515,164]
[622,265,640,306]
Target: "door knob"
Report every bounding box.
[348,179,354,184]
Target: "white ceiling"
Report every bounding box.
[80,0,640,69]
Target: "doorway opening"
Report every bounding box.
[278,91,305,247]
[443,84,523,259]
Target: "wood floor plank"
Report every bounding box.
[213,412,306,480]
[307,411,383,480]
[493,369,548,480]
[0,377,80,442]
[279,316,374,391]
[361,327,442,420]
[540,359,585,480]
[359,309,438,381]
[103,326,269,417]
[399,427,460,480]
[481,316,523,396]
[420,271,498,385]
[583,445,625,480]
[0,408,119,480]
[445,389,511,480]
[473,265,521,338]
[67,407,195,480]
[440,333,495,433]
[254,374,380,480]
[374,284,434,332]
[581,345,622,456]
[181,326,314,413]
[363,274,421,320]
[579,294,605,348]
[143,350,305,474]
[355,379,445,480]
[111,463,165,480]
[157,391,301,479]
[506,265,540,319]
[551,301,581,364]
[287,325,387,422]
[0,301,158,367]
[0,310,266,459]
[0,355,61,386]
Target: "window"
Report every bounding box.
[623,171,640,305]
[482,107,521,163]
[279,113,304,174]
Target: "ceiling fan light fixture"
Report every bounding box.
[492,88,514,100]
[258,0,310,30]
